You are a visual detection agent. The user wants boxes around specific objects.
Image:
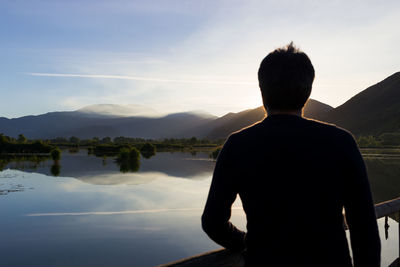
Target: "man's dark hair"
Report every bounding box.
[258,42,315,111]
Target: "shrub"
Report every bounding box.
[130,147,140,159]
[140,143,156,158]
[118,148,131,161]
[51,148,62,161]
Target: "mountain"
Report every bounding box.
[319,72,400,135]
[0,108,217,139]
[205,72,400,139]
[205,99,333,139]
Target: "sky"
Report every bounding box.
[0,0,399,118]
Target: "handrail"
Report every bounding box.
[375,197,400,219]
[157,197,400,267]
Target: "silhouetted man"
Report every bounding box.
[202,43,381,267]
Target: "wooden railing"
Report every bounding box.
[157,197,400,267]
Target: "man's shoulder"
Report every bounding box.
[302,117,354,140]
[228,120,265,140]
[228,116,355,143]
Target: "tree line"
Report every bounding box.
[4,132,398,156]
[46,136,224,148]
[357,133,400,148]
[0,133,54,154]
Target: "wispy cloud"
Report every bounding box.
[26,207,243,216]
[27,72,256,86]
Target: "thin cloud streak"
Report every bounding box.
[26,207,243,216]
[27,72,256,86]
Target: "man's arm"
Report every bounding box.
[343,133,381,267]
[201,136,246,251]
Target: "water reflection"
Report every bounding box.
[0,168,219,267]
[118,158,140,173]
[0,155,49,171]
[141,150,156,159]
[68,147,79,154]
[0,183,26,195]
[116,147,141,173]
[140,143,156,159]
[0,149,215,185]
[365,157,400,203]
[1,149,400,203]
[51,163,61,176]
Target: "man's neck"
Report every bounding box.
[266,109,303,117]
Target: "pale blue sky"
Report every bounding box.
[1,0,399,118]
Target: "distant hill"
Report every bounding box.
[0,107,217,139]
[319,72,400,135]
[205,99,333,139]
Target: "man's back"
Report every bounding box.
[202,114,380,266]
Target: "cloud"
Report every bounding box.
[26,207,243,217]
[27,72,256,86]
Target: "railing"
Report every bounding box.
[157,197,400,267]
[376,198,400,267]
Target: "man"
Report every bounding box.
[201,43,381,267]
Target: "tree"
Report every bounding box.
[379,132,400,146]
[190,137,197,144]
[113,136,125,144]
[51,137,68,144]
[140,143,156,159]
[69,136,80,145]
[118,148,131,161]
[51,148,62,161]
[0,133,7,144]
[117,147,141,173]
[357,136,380,148]
[130,147,140,159]
[101,137,112,144]
[17,134,27,144]
[210,147,222,160]
[201,138,210,144]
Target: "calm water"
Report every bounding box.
[1,149,400,266]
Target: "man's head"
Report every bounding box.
[258,42,315,113]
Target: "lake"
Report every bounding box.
[1,149,400,266]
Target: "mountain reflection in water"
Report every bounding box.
[1,149,400,203]
[1,149,215,185]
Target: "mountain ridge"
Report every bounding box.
[319,71,400,135]
[0,72,399,139]
[0,110,216,139]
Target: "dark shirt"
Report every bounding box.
[202,114,380,267]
